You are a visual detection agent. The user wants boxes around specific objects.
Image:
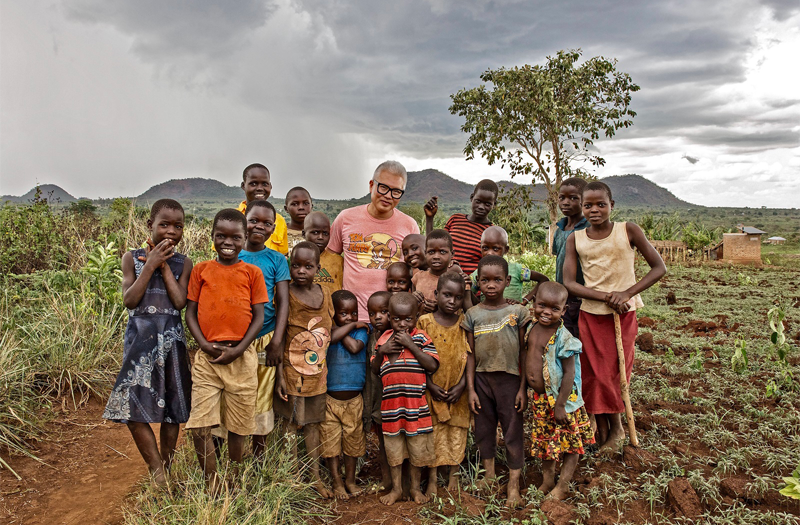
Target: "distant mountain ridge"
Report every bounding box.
[1,184,77,203]
[3,171,698,209]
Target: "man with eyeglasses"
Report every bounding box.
[328,160,421,322]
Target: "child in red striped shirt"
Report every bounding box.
[371,292,439,506]
[423,179,498,274]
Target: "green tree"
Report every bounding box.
[449,49,639,222]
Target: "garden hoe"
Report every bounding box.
[614,312,639,447]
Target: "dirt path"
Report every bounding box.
[1,398,148,525]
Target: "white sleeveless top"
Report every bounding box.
[574,222,644,315]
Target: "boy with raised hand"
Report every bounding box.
[238,163,288,254]
[320,290,370,499]
[303,211,343,298]
[285,186,313,254]
[552,177,589,337]
[464,255,531,508]
[469,226,549,305]
[185,209,269,494]
[424,179,498,274]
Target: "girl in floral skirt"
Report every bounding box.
[526,282,594,500]
[103,199,194,486]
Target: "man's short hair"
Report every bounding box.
[291,240,321,263]
[477,255,508,278]
[245,199,276,219]
[426,229,453,251]
[242,163,270,181]
[150,199,184,220]
[372,160,407,185]
[213,208,246,232]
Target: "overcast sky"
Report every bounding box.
[2,0,799,207]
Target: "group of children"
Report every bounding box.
[104,164,666,507]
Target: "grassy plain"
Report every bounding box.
[1,200,799,524]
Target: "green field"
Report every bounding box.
[2,199,799,524]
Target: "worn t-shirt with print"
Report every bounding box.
[462,303,531,376]
[328,204,420,321]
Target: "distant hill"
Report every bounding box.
[364,170,697,209]
[136,178,242,203]
[1,184,77,204]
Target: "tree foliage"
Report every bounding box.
[449,49,639,222]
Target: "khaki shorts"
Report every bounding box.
[186,344,258,436]
[320,394,365,458]
[384,432,435,467]
[211,332,277,438]
[274,392,326,427]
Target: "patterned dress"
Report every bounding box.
[103,248,192,424]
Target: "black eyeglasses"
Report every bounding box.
[376,182,405,199]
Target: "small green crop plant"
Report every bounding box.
[731,338,749,374]
[768,304,789,363]
[779,463,800,500]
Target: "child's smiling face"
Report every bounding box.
[245,206,276,250]
[333,298,359,327]
[367,295,391,333]
[148,208,184,246]
[241,167,273,203]
[533,291,566,328]
[401,234,426,269]
[214,220,245,264]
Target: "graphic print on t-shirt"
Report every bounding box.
[347,232,400,270]
[288,316,331,375]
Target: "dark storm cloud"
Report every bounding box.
[682,154,700,164]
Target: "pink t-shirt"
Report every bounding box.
[329,204,420,321]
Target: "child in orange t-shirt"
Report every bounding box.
[185,209,269,494]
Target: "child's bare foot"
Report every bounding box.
[506,486,523,508]
[151,467,167,488]
[411,488,429,504]
[345,481,363,497]
[599,428,625,456]
[206,474,223,497]
[446,476,460,492]
[332,485,349,499]
[426,481,438,499]
[477,476,497,493]
[546,482,571,501]
[538,479,556,494]
[313,480,334,499]
[379,488,403,506]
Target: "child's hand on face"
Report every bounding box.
[139,238,174,270]
[554,404,568,425]
[424,196,438,218]
[427,378,447,401]
[393,330,415,350]
[379,338,402,356]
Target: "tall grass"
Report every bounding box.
[123,433,331,525]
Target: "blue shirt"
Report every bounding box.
[327,327,369,392]
[540,323,584,413]
[553,216,588,285]
[239,247,291,336]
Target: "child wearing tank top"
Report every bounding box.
[563,181,666,454]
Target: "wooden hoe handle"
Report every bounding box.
[614,312,639,447]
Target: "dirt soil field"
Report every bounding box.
[4,264,800,524]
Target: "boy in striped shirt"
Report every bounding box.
[423,179,499,274]
[371,292,439,506]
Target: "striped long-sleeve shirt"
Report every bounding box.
[444,214,492,274]
[373,329,439,436]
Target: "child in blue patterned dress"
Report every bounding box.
[103,199,194,486]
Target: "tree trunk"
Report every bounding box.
[546,188,559,224]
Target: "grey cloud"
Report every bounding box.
[682,154,699,164]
